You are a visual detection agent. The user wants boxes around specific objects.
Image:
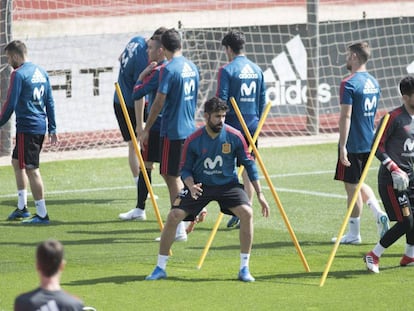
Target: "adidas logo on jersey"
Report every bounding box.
[363,78,379,94]
[181,62,196,78]
[263,35,331,106]
[31,68,46,83]
[239,64,258,79]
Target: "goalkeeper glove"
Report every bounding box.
[384,159,409,191]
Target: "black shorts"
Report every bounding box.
[334,151,369,184]
[142,130,160,163]
[114,102,137,141]
[172,183,250,221]
[159,137,184,177]
[12,133,44,170]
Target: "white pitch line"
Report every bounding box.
[0,170,348,200]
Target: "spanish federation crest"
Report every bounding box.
[222,143,231,154]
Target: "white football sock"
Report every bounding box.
[17,189,27,210]
[157,254,169,270]
[366,198,383,219]
[349,217,360,236]
[405,244,414,258]
[35,199,47,218]
[176,221,187,237]
[240,253,250,269]
[373,243,386,258]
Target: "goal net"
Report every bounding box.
[1,0,414,155]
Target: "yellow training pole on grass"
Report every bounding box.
[114,82,165,233]
[319,113,390,287]
[196,102,272,270]
[230,96,310,272]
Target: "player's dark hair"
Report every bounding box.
[36,239,64,277]
[399,76,414,97]
[151,26,168,41]
[221,30,245,54]
[348,41,370,64]
[204,97,228,114]
[4,40,27,59]
[161,28,181,52]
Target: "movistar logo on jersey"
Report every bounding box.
[203,155,223,175]
[398,194,409,206]
[363,79,378,117]
[239,64,258,79]
[184,79,195,95]
[204,156,223,169]
[363,78,379,95]
[402,138,414,157]
[31,68,46,83]
[263,35,331,106]
[181,63,196,78]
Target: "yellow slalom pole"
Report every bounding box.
[196,102,272,270]
[114,82,165,233]
[238,102,272,178]
[320,113,390,287]
[230,96,310,272]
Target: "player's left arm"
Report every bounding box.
[0,72,21,127]
[44,79,58,145]
[258,72,266,117]
[216,67,230,101]
[338,103,352,166]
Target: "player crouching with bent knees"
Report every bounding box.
[145,97,270,282]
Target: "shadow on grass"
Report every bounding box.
[64,274,245,286]
[0,198,122,207]
[259,264,401,284]
[64,264,402,286]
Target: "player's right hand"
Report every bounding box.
[391,169,409,191]
[138,62,157,81]
[139,130,149,151]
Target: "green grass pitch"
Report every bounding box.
[0,143,412,310]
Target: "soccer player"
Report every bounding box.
[14,239,84,310]
[113,35,148,194]
[364,76,414,273]
[140,28,199,241]
[145,97,270,282]
[119,27,167,221]
[332,41,389,244]
[216,30,266,229]
[0,40,58,224]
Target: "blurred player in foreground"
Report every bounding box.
[145,97,270,282]
[14,239,84,310]
[365,76,414,273]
